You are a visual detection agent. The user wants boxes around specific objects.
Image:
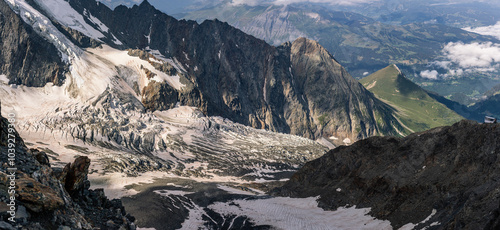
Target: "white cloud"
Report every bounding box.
[420,70,439,80]
[448,68,464,76]
[230,0,262,6]
[231,0,380,6]
[421,41,500,80]
[442,42,500,69]
[463,21,500,40]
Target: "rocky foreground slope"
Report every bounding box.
[273,120,500,229]
[0,102,135,229]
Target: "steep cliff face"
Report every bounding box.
[273,120,500,229]
[0,0,66,87]
[289,38,402,140]
[62,0,402,141]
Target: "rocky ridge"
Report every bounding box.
[273,120,500,229]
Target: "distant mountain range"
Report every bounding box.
[333,0,500,28]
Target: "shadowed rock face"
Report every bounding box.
[272,120,500,229]
[64,156,91,196]
[0,0,67,87]
[64,0,402,141]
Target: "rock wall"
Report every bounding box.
[0,0,67,87]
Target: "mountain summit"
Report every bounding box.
[289,38,404,142]
[360,64,463,133]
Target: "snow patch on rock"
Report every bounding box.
[34,0,106,40]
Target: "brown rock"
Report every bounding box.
[64,156,91,194]
[141,81,178,111]
[14,173,64,213]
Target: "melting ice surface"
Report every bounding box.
[208,197,392,230]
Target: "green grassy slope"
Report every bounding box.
[360,64,463,132]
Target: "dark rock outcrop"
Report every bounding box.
[142,81,179,111]
[32,149,50,167]
[52,23,101,49]
[0,105,135,229]
[64,156,91,196]
[0,0,67,87]
[273,120,500,229]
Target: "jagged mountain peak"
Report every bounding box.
[291,37,337,61]
[290,37,354,85]
[138,0,152,7]
[288,38,405,142]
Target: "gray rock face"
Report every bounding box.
[273,120,500,229]
[0,0,66,87]
[68,0,402,141]
[287,38,402,140]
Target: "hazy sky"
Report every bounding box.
[98,0,384,14]
[98,0,201,14]
[98,0,498,14]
